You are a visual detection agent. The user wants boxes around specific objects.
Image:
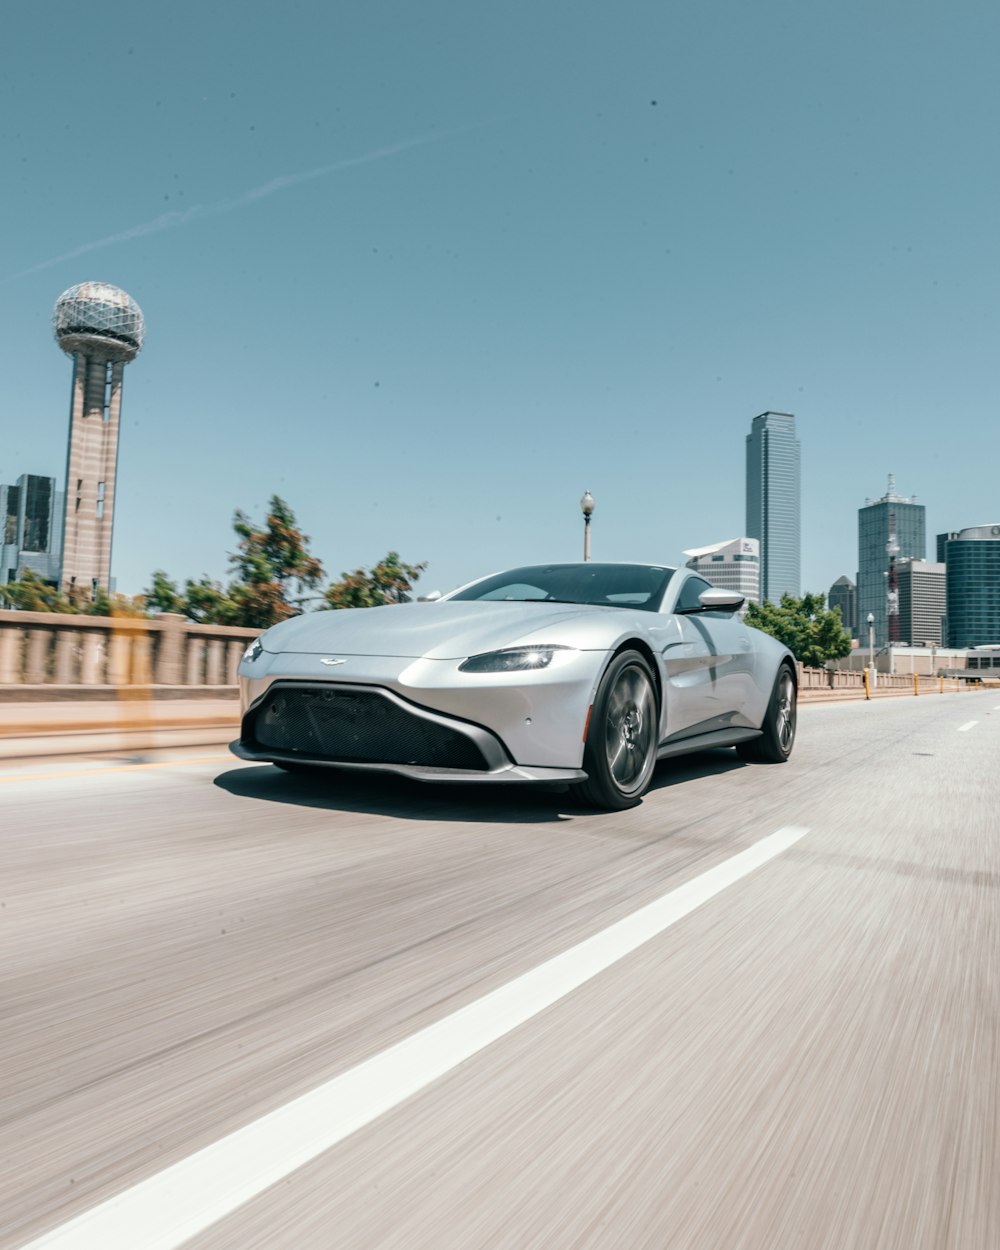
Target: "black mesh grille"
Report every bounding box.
[247,686,490,770]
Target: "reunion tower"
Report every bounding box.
[53,282,145,599]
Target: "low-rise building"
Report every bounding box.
[683,537,760,606]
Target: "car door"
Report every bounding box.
[659,575,755,740]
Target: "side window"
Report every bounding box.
[676,576,712,612]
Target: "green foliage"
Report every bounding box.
[745,592,852,668]
[181,576,239,625]
[146,496,326,628]
[0,571,148,617]
[0,568,75,613]
[226,496,325,627]
[324,551,427,610]
[145,570,186,615]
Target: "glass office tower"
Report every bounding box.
[745,411,800,603]
[0,473,64,584]
[828,576,857,637]
[944,525,1000,647]
[857,477,925,650]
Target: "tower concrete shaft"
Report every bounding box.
[61,352,125,597]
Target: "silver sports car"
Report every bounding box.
[231,562,797,810]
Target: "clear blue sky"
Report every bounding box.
[2,0,998,599]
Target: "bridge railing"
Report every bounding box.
[0,611,983,697]
[0,611,258,689]
[797,664,911,691]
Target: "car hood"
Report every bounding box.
[261,600,624,660]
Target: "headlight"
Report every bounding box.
[242,637,264,663]
[459,646,568,673]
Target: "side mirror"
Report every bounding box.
[418,590,442,602]
[697,588,745,613]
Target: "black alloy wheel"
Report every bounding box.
[577,650,659,810]
[736,663,797,763]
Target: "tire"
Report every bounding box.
[736,663,796,763]
[576,650,659,810]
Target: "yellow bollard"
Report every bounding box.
[864,667,871,700]
[913,672,919,696]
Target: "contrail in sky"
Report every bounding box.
[6,130,449,282]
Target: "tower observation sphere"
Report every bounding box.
[53,281,145,600]
[53,281,145,362]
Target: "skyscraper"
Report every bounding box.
[0,473,64,584]
[828,575,857,637]
[897,559,945,646]
[745,411,800,603]
[53,282,145,599]
[944,525,1000,647]
[857,476,925,649]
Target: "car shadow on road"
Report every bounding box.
[648,748,748,791]
[213,747,747,825]
[213,764,576,824]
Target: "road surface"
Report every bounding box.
[2,693,997,1249]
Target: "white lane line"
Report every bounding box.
[21,825,808,1250]
[957,721,978,732]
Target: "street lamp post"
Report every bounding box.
[580,491,595,561]
[867,612,875,689]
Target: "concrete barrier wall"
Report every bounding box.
[0,611,258,688]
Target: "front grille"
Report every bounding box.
[247,685,490,770]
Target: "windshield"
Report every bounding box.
[449,564,675,611]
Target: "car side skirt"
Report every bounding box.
[655,726,762,760]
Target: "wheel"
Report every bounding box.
[576,650,659,810]
[736,663,796,763]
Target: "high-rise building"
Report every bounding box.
[683,537,760,606]
[53,282,145,599]
[828,575,857,637]
[0,473,64,585]
[857,476,925,649]
[944,525,1000,647]
[897,559,945,646]
[936,532,959,564]
[745,411,800,602]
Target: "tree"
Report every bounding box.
[324,551,427,610]
[181,576,239,625]
[227,496,325,627]
[0,568,74,613]
[745,593,852,668]
[145,496,325,628]
[145,570,186,615]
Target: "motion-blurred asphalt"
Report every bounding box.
[2,693,997,1249]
